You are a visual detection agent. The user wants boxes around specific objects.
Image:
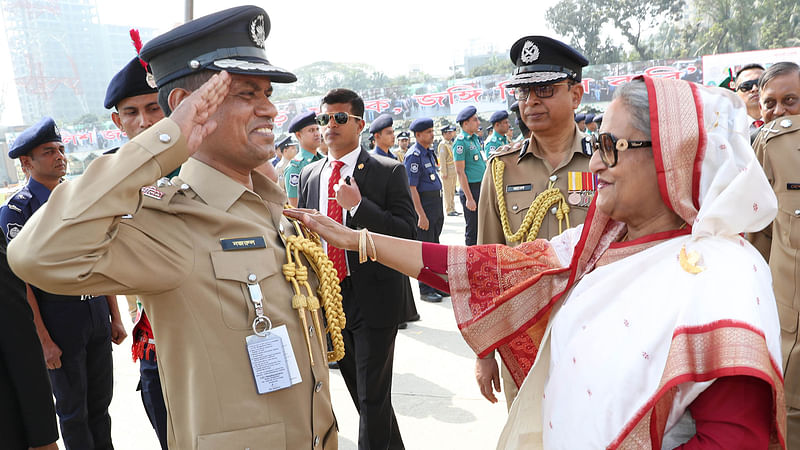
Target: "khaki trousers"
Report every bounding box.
[442,174,457,214]
[789,406,800,449]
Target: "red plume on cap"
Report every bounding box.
[130,28,148,70]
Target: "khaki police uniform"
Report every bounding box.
[8,120,337,450]
[477,125,592,407]
[438,139,457,214]
[749,114,800,447]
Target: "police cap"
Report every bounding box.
[456,106,477,124]
[409,117,433,133]
[397,131,410,140]
[489,110,509,124]
[510,101,520,113]
[584,113,595,123]
[139,5,296,87]
[593,114,603,124]
[9,117,62,159]
[441,124,457,133]
[276,135,295,149]
[574,113,586,123]
[288,111,317,133]
[504,36,588,88]
[104,57,157,109]
[369,114,393,134]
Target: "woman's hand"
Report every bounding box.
[283,208,359,251]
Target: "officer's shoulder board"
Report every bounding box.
[6,186,31,209]
[762,117,800,143]
[140,180,182,212]
[580,136,593,156]
[488,143,519,162]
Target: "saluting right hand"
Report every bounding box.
[170,71,231,155]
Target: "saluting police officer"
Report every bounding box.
[484,110,510,158]
[475,36,593,409]
[284,110,322,206]
[105,53,169,449]
[453,105,485,246]
[0,117,127,450]
[8,6,338,449]
[369,113,397,159]
[404,118,446,303]
[748,61,800,447]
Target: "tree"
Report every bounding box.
[760,0,800,48]
[595,0,685,60]
[468,54,514,77]
[545,0,623,64]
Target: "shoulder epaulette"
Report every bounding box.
[489,141,524,161]
[762,116,800,142]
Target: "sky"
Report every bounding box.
[0,0,565,125]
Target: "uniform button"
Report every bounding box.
[279,223,285,233]
[314,435,320,446]
[189,59,200,69]
[511,204,518,211]
[308,325,314,336]
[549,175,557,182]
[248,273,257,283]
[315,381,323,392]
[156,177,169,187]
[551,207,558,215]
[180,183,190,190]
[159,133,171,143]
[795,209,800,217]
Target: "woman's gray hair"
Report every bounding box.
[612,79,651,139]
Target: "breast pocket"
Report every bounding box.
[210,248,280,330]
[776,192,800,249]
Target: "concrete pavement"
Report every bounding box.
[67,195,510,449]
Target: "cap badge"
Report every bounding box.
[780,119,793,128]
[521,41,540,64]
[249,14,266,48]
[53,123,60,136]
[146,72,157,89]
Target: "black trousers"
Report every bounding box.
[39,296,113,450]
[337,279,404,450]
[416,190,444,294]
[459,182,481,246]
[139,356,167,450]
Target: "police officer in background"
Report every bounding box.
[370,113,397,159]
[404,118,445,302]
[748,61,800,447]
[584,112,597,135]
[104,52,169,449]
[484,110,510,158]
[475,36,593,409]
[274,135,298,191]
[394,130,411,162]
[453,105,485,246]
[284,110,322,206]
[575,113,586,132]
[438,124,459,216]
[0,117,126,450]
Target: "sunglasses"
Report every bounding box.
[592,132,652,168]
[736,79,758,93]
[514,82,571,101]
[315,112,363,126]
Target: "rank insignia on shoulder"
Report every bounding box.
[6,223,21,239]
[141,186,164,200]
[7,204,21,213]
[581,137,593,156]
[220,236,267,251]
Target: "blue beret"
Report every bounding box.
[369,114,393,134]
[504,36,588,88]
[510,101,520,113]
[409,117,433,132]
[489,110,509,124]
[456,106,477,123]
[288,111,317,133]
[593,114,603,124]
[574,113,586,122]
[104,57,157,109]
[584,113,595,123]
[441,124,456,133]
[9,117,62,159]
[397,131,410,139]
[276,135,295,149]
[139,5,296,87]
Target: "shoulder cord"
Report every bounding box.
[281,213,346,363]
[492,158,571,243]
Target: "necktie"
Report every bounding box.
[753,120,764,128]
[327,160,346,282]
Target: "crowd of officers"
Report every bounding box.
[1,3,798,450]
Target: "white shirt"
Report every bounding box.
[318,147,361,274]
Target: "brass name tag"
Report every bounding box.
[220,236,267,251]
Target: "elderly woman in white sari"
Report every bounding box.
[285,76,786,448]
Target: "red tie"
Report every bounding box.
[327,160,347,282]
[754,120,764,128]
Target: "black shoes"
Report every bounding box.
[421,292,443,303]
[435,289,450,298]
[447,211,461,216]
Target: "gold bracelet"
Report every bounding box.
[366,230,377,262]
[358,228,368,264]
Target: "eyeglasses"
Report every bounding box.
[592,132,652,168]
[315,112,363,126]
[514,82,571,101]
[736,79,758,93]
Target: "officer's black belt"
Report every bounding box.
[419,190,442,199]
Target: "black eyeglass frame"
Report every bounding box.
[315,112,364,126]
[514,82,573,101]
[592,132,652,167]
